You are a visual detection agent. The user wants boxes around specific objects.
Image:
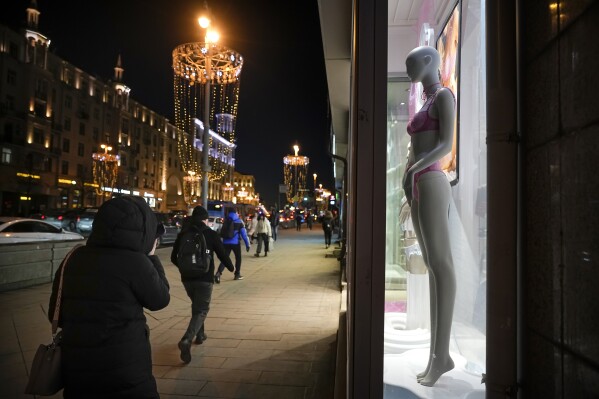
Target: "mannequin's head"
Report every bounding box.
[405,46,440,83]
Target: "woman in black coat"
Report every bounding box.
[49,196,170,398]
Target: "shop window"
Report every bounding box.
[383,0,487,396]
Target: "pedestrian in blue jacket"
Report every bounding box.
[215,209,250,282]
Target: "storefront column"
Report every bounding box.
[347,0,387,397]
[486,0,521,396]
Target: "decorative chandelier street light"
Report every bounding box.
[283,145,309,205]
[183,170,200,204]
[92,144,119,203]
[172,2,243,207]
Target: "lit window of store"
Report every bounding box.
[383,0,486,396]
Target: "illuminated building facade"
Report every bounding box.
[0,3,238,215]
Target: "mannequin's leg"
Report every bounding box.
[415,172,456,386]
[410,200,436,381]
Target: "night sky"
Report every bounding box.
[1,0,334,206]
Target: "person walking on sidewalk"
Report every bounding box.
[215,208,250,282]
[170,205,234,364]
[269,209,280,241]
[254,213,272,257]
[322,210,334,249]
[295,212,303,231]
[48,196,170,398]
[247,213,258,244]
[306,211,313,230]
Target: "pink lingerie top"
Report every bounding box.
[406,94,440,136]
[406,89,449,201]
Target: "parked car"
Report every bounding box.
[0,217,84,244]
[207,216,223,233]
[62,207,99,236]
[154,212,180,246]
[29,209,68,229]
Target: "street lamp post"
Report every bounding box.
[293,145,299,205]
[312,173,317,211]
[199,9,218,208]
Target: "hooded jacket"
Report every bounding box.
[170,211,234,282]
[48,196,170,399]
[222,211,251,247]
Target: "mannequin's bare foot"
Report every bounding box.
[419,356,454,387]
[416,367,429,382]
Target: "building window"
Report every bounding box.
[1,148,11,164]
[6,95,15,111]
[61,160,69,175]
[79,122,86,136]
[78,143,84,157]
[34,102,45,118]
[94,107,99,120]
[64,117,71,131]
[93,127,99,141]
[65,95,72,109]
[77,164,84,178]
[33,128,44,145]
[121,118,129,134]
[6,69,16,85]
[8,42,18,58]
[62,138,70,153]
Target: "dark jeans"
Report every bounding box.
[324,229,332,246]
[256,233,269,254]
[217,243,242,276]
[296,220,302,231]
[181,280,213,342]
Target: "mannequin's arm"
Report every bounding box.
[402,147,416,203]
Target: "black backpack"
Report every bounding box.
[220,216,237,239]
[176,225,211,275]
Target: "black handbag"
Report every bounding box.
[24,245,79,396]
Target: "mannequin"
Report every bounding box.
[402,45,456,387]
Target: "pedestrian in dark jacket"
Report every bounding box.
[322,210,334,249]
[170,205,234,364]
[215,208,251,282]
[48,195,170,399]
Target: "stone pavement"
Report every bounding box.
[0,224,342,399]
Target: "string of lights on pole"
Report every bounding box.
[283,145,309,204]
[172,3,243,206]
[91,144,119,200]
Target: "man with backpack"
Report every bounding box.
[215,208,251,283]
[170,206,234,364]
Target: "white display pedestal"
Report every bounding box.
[406,271,430,330]
[383,349,485,399]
